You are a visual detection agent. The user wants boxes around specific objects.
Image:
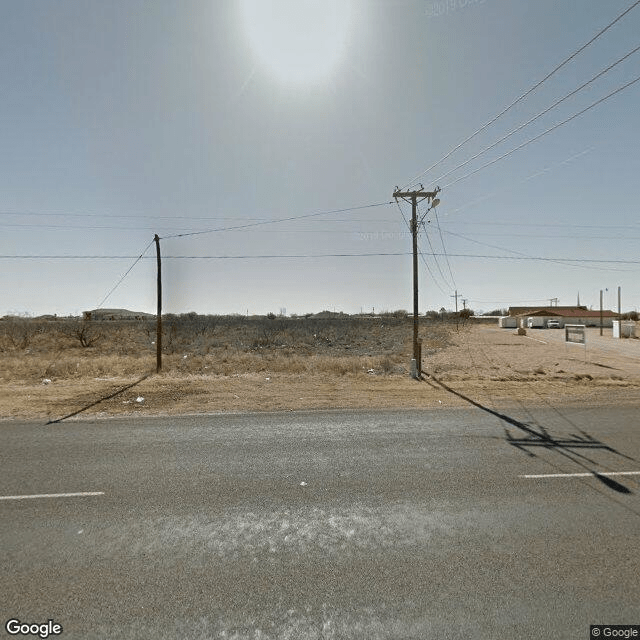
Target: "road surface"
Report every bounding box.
[1,405,639,639]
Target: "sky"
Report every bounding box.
[1,0,639,317]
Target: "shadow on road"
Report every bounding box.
[426,375,636,495]
[46,373,152,425]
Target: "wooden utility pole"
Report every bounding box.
[154,234,162,373]
[618,285,621,319]
[600,289,603,337]
[451,290,460,313]
[393,186,441,379]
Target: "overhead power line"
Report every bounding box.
[431,43,640,186]
[414,201,455,293]
[422,253,640,266]
[441,221,640,230]
[95,239,155,309]
[421,221,454,291]
[0,252,637,266]
[401,0,640,189]
[0,222,400,234]
[0,211,269,222]
[442,73,640,190]
[0,222,211,233]
[159,201,394,240]
[436,229,634,272]
[440,147,595,218]
[432,209,456,290]
[395,199,451,296]
[0,252,412,260]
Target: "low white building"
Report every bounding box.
[502,306,620,329]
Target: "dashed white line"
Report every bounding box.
[0,491,105,501]
[520,471,640,479]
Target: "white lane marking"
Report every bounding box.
[520,471,640,479]
[0,491,104,501]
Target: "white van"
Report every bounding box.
[526,317,545,328]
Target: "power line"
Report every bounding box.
[415,201,455,292]
[438,232,640,241]
[95,239,155,309]
[440,147,595,218]
[395,199,451,295]
[0,222,405,234]
[0,211,391,225]
[0,222,212,233]
[418,240,453,295]
[440,221,640,230]
[431,43,640,186]
[421,221,454,291]
[432,209,456,290]
[421,253,640,266]
[159,201,394,239]
[0,252,412,260]
[0,211,269,222]
[465,298,550,304]
[442,73,640,190]
[401,0,640,189]
[0,252,638,266]
[435,229,635,272]
[0,255,155,259]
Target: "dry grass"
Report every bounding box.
[2,315,639,420]
[0,314,452,383]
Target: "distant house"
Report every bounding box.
[83,308,153,321]
[505,306,619,328]
[508,305,587,317]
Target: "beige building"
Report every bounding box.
[506,306,619,329]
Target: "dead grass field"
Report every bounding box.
[1,314,639,421]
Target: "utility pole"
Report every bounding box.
[451,290,460,313]
[618,286,621,319]
[600,289,603,337]
[154,234,162,373]
[393,185,441,379]
[462,298,468,310]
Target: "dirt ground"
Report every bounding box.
[2,323,639,422]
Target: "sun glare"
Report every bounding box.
[239,0,352,85]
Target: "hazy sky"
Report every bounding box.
[1,0,639,316]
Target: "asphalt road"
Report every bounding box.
[1,404,639,639]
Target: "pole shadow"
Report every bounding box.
[426,375,636,494]
[46,373,152,424]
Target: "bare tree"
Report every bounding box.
[69,320,103,348]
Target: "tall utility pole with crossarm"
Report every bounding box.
[393,185,441,379]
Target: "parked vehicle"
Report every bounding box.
[499,316,517,328]
[546,320,561,328]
